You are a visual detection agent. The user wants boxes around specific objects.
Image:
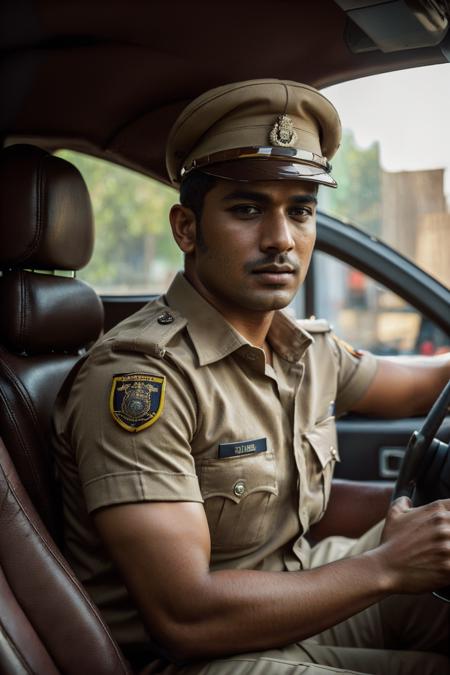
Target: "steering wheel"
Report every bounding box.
[393,379,450,601]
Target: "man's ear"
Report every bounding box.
[169,204,197,254]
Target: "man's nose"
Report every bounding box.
[259,210,295,253]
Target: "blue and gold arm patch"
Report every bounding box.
[109,372,166,432]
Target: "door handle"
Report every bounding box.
[379,447,405,479]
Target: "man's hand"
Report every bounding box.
[377,497,450,594]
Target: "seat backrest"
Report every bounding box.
[0,144,104,539]
[0,144,133,673]
[0,435,131,675]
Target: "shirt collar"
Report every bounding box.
[165,272,313,366]
[268,310,313,363]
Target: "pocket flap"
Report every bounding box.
[200,452,278,503]
[303,416,339,469]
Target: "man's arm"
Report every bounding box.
[94,496,450,662]
[351,354,450,418]
[309,479,393,542]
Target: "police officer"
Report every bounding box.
[53,79,450,674]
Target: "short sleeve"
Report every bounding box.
[330,335,378,416]
[67,344,203,513]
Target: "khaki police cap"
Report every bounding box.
[166,79,341,188]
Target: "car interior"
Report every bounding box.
[1,1,450,672]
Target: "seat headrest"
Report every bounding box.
[0,145,103,354]
[0,271,104,354]
[0,144,93,270]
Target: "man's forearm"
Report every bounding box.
[309,479,393,542]
[99,502,390,661]
[383,353,450,415]
[352,354,450,418]
[153,550,389,661]
[96,499,450,663]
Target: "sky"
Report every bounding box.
[323,63,450,198]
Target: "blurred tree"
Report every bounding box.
[319,129,381,236]
[57,151,182,293]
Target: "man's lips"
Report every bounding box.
[251,263,296,274]
[249,263,298,285]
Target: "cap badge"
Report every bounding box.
[269,114,298,147]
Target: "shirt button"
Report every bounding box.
[330,446,337,458]
[157,312,174,325]
[233,480,246,497]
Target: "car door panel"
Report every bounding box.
[336,416,450,482]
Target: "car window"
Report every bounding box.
[313,252,449,356]
[56,151,181,295]
[319,64,450,290]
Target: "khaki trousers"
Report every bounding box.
[146,522,450,675]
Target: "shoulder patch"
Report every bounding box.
[109,373,165,432]
[332,334,363,359]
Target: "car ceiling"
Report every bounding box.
[1,0,449,184]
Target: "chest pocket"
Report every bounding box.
[302,416,339,523]
[199,451,278,551]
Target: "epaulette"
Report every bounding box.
[297,317,331,334]
[104,304,187,359]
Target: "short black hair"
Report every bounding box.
[179,170,217,223]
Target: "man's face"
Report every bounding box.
[183,178,318,316]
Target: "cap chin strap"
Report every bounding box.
[181,145,332,178]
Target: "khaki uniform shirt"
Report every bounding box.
[53,272,377,650]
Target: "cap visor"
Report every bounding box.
[201,159,337,187]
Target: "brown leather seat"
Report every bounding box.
[0,143,103,539]
[0,436,131,675]
[0,144,131,673]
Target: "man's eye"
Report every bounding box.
[289,206,313,219]
[230,204,260,217]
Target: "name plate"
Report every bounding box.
[218,437,267,459]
